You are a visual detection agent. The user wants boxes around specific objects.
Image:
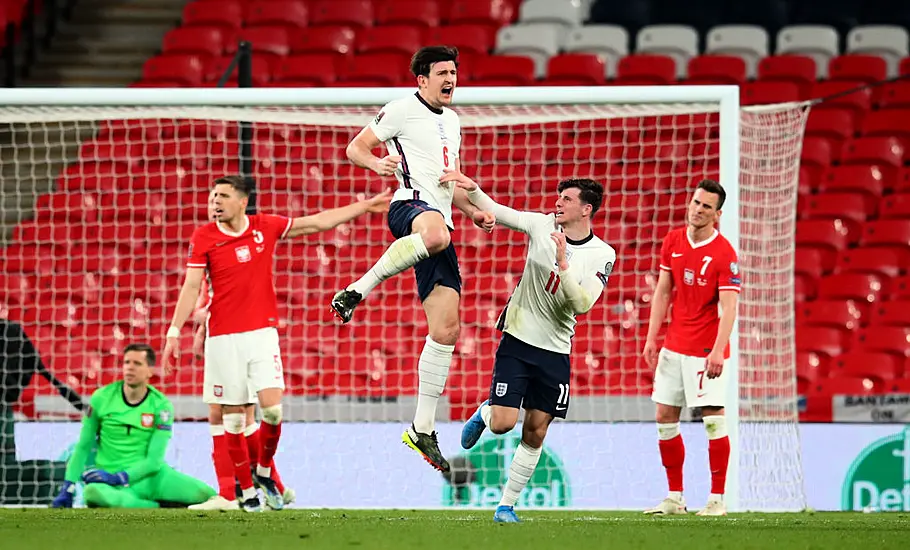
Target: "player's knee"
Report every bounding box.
[261,404,282,425]
[521,425,548,449]
[207,404,223,425]
[82,484,104,507]
[655,406,681,424]
[488,411,516,435]
[419,226,450,254]
[428,321,459,346]
[222,412,245,434]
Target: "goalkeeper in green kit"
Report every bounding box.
[50,343,215,508]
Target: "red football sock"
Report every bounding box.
[258,421,281,470]
[245,427,260,467]
[224,431,254,491]
[708,436,731,495]
[212,432,236,500]
[659,434,685,493]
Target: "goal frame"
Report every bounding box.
[0,85,742,511]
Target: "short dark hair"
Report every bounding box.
[696,179,726,210]
[213,175,251,197]
[411,46,459,77]
[124,343,155,367]
[557,178,604,218]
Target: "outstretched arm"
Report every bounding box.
[285,189,392,238]
[440,170,543,234]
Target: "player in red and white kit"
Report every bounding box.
[185,190,293,511]
[162,175,390,512]
[641,179,739,517]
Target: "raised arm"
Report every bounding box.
[285,189,392,238]
[440,169,542,234]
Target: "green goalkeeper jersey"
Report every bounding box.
[64,381,175,484]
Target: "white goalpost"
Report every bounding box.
[0,86,808,511]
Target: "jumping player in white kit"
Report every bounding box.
[642,179,739,517]
[448,171,616,523]
[162,175,390,512]
[330,46,495,473]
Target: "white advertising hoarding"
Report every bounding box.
[14,421,910,511]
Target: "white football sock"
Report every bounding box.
[348,233,429,298]
[480,402,491,427]
[412,336,454,434]
[499,442,542,507]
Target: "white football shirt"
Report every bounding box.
[369,92,462,228]
[467,188,616,354]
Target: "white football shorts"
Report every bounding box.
[651,348,727,409]
[203,327,285,405]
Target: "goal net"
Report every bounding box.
[0,87,808,511]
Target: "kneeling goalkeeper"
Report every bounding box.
[51,343,215,508]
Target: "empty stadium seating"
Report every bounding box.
[4,0,910,422]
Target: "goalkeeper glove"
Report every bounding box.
[82,468,129,486]
[51,481,75,508]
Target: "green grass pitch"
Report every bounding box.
[2,509,908,550]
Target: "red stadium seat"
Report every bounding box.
[740,81,800,105]
[796,220,859,271]
[854,327,910,357]
[757,55,816,98]
[795,299,864,330]
[879,193,910,219]
[861,109,910,153]
[338,53,413,86]
[182,0,242,29]
[245,1,308,29]
[289,25,356,55]
[800,137,832,182]
[470,55,535,85]
[206,55,272,86]
[309,0,374,29]
[810,80,873,119]
[423,24,494,56]
[447,0,514,35]
[869,301,910,327]
[842,137,904,169]
[142,54,207,87]
[802,193,869,235]
[890,276,910,300]
[545,54,605,85]
[796,351,827,393]
[238,26,290,59]
[816,273,886,304]
[795,326,849,357]
[272,54,340,86]
[686,55,747,85]
[836,248,903,278]
[830,352,902,381]
[375,0,440,27]
[813,377,880,396]
[34,192,99,223]
[805,108,856,147]
[818,165,886,207]
[615,54,676,85]
[859,220,910,259]
[161,26,226,57]
[828,54,888,85]
[795,247,826,279]
[901,57,910,76]
[879,81,910,109]
[357,26,423,56]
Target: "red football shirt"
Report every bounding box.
[659,227,741,358]
[186,214,292,337]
